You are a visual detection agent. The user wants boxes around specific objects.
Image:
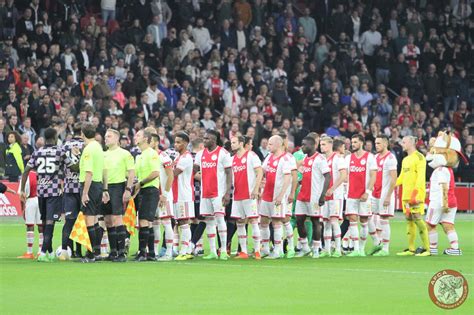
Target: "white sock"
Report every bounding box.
[299,237,309,251]
[447,230,459,250]
[342,230,350,248]
[429,229,438,250]
[216,215,227,252]
[331,220,341,253]
[173,226,179,253]
[163,219,174,256]
[251,222,260,253]
[39,232,44,253]
[197,238,203,251]
[368,216,379,245]
[179,224,191,255]
[237,223,247,254]
[283,222,294,250]
[375,214,382,238]
[273,223,283,255]
[312,240,321,251]
[349,221,360,251]
[261,224,270,253]
[206,217,217,255]
[26,230,34,254]
[153,224,161,254]
[100,232,108,255]
[323,221,332,252]
[359,222,368,250]
[380,218,391,252]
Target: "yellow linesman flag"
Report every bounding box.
[69,211,92,252]
[123,198,137,236]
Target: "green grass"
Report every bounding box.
[0,214,473,314]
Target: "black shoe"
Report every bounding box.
[80,256,95,263]
[74,252,84,259]
[147,253,157,261]
[348,247,354,252]
[105,253,118,261]
[134,252,147,262]
[113,254,127,262]
[415,247,425,254]
[94,255,105,262]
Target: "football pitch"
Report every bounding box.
[1,214,472,314]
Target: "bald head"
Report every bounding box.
[401,136,416,153]
[268,135,284,154]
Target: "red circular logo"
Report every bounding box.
[429,270,469,309]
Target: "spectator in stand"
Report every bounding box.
[5,131,23,181]
[359,22,382,75]
[442,64,460,115]
[101,0,117,24]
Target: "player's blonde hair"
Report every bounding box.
[106,128,120,138]
[320,136,333,144]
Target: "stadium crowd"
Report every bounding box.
[1,0,473,181]
[0,0,471,263]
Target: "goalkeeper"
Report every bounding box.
[396,136,430,257]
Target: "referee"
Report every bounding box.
[133,128,160,261]
[80,123,105,263]
[102,129,135,262]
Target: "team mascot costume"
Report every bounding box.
[425,131,465,256]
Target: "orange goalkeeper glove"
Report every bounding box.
[409,189,418,205]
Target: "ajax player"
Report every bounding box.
[17,170,43,259]
[320,137,347,258]
[194,130,232,260]
[172,132,196,261]
[345,134,377,257]
[294,136,330,258]
[370,135,397,256]
[260,135,293,259]
[230,136,263,259]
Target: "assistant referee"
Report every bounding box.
[133,128,160,261]
[80,123,105,263]
[102,129,135,262]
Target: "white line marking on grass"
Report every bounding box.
[174,261,474,277]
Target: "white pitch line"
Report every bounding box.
[0,257,472,277]
[163,261,474,277]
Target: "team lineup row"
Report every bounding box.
[17,122,462,263]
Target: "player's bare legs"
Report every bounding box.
[373,214,391,256]
[310,217,322,258]
[259,216,271,257]
[346,214,361,257]
[215,213,228,260]
[358,215,369,256]
[266,217,284,259]
[174,218,192,260]
[235,219,248,258]
[203,215,218,259]
[295,215,311,257]
[18,224,35,259]
[428,222,461,256]
[282,216,295,258]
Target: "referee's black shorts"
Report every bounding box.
[136,187,159,222]
[102,182,126,216]
[80,181,103,216]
